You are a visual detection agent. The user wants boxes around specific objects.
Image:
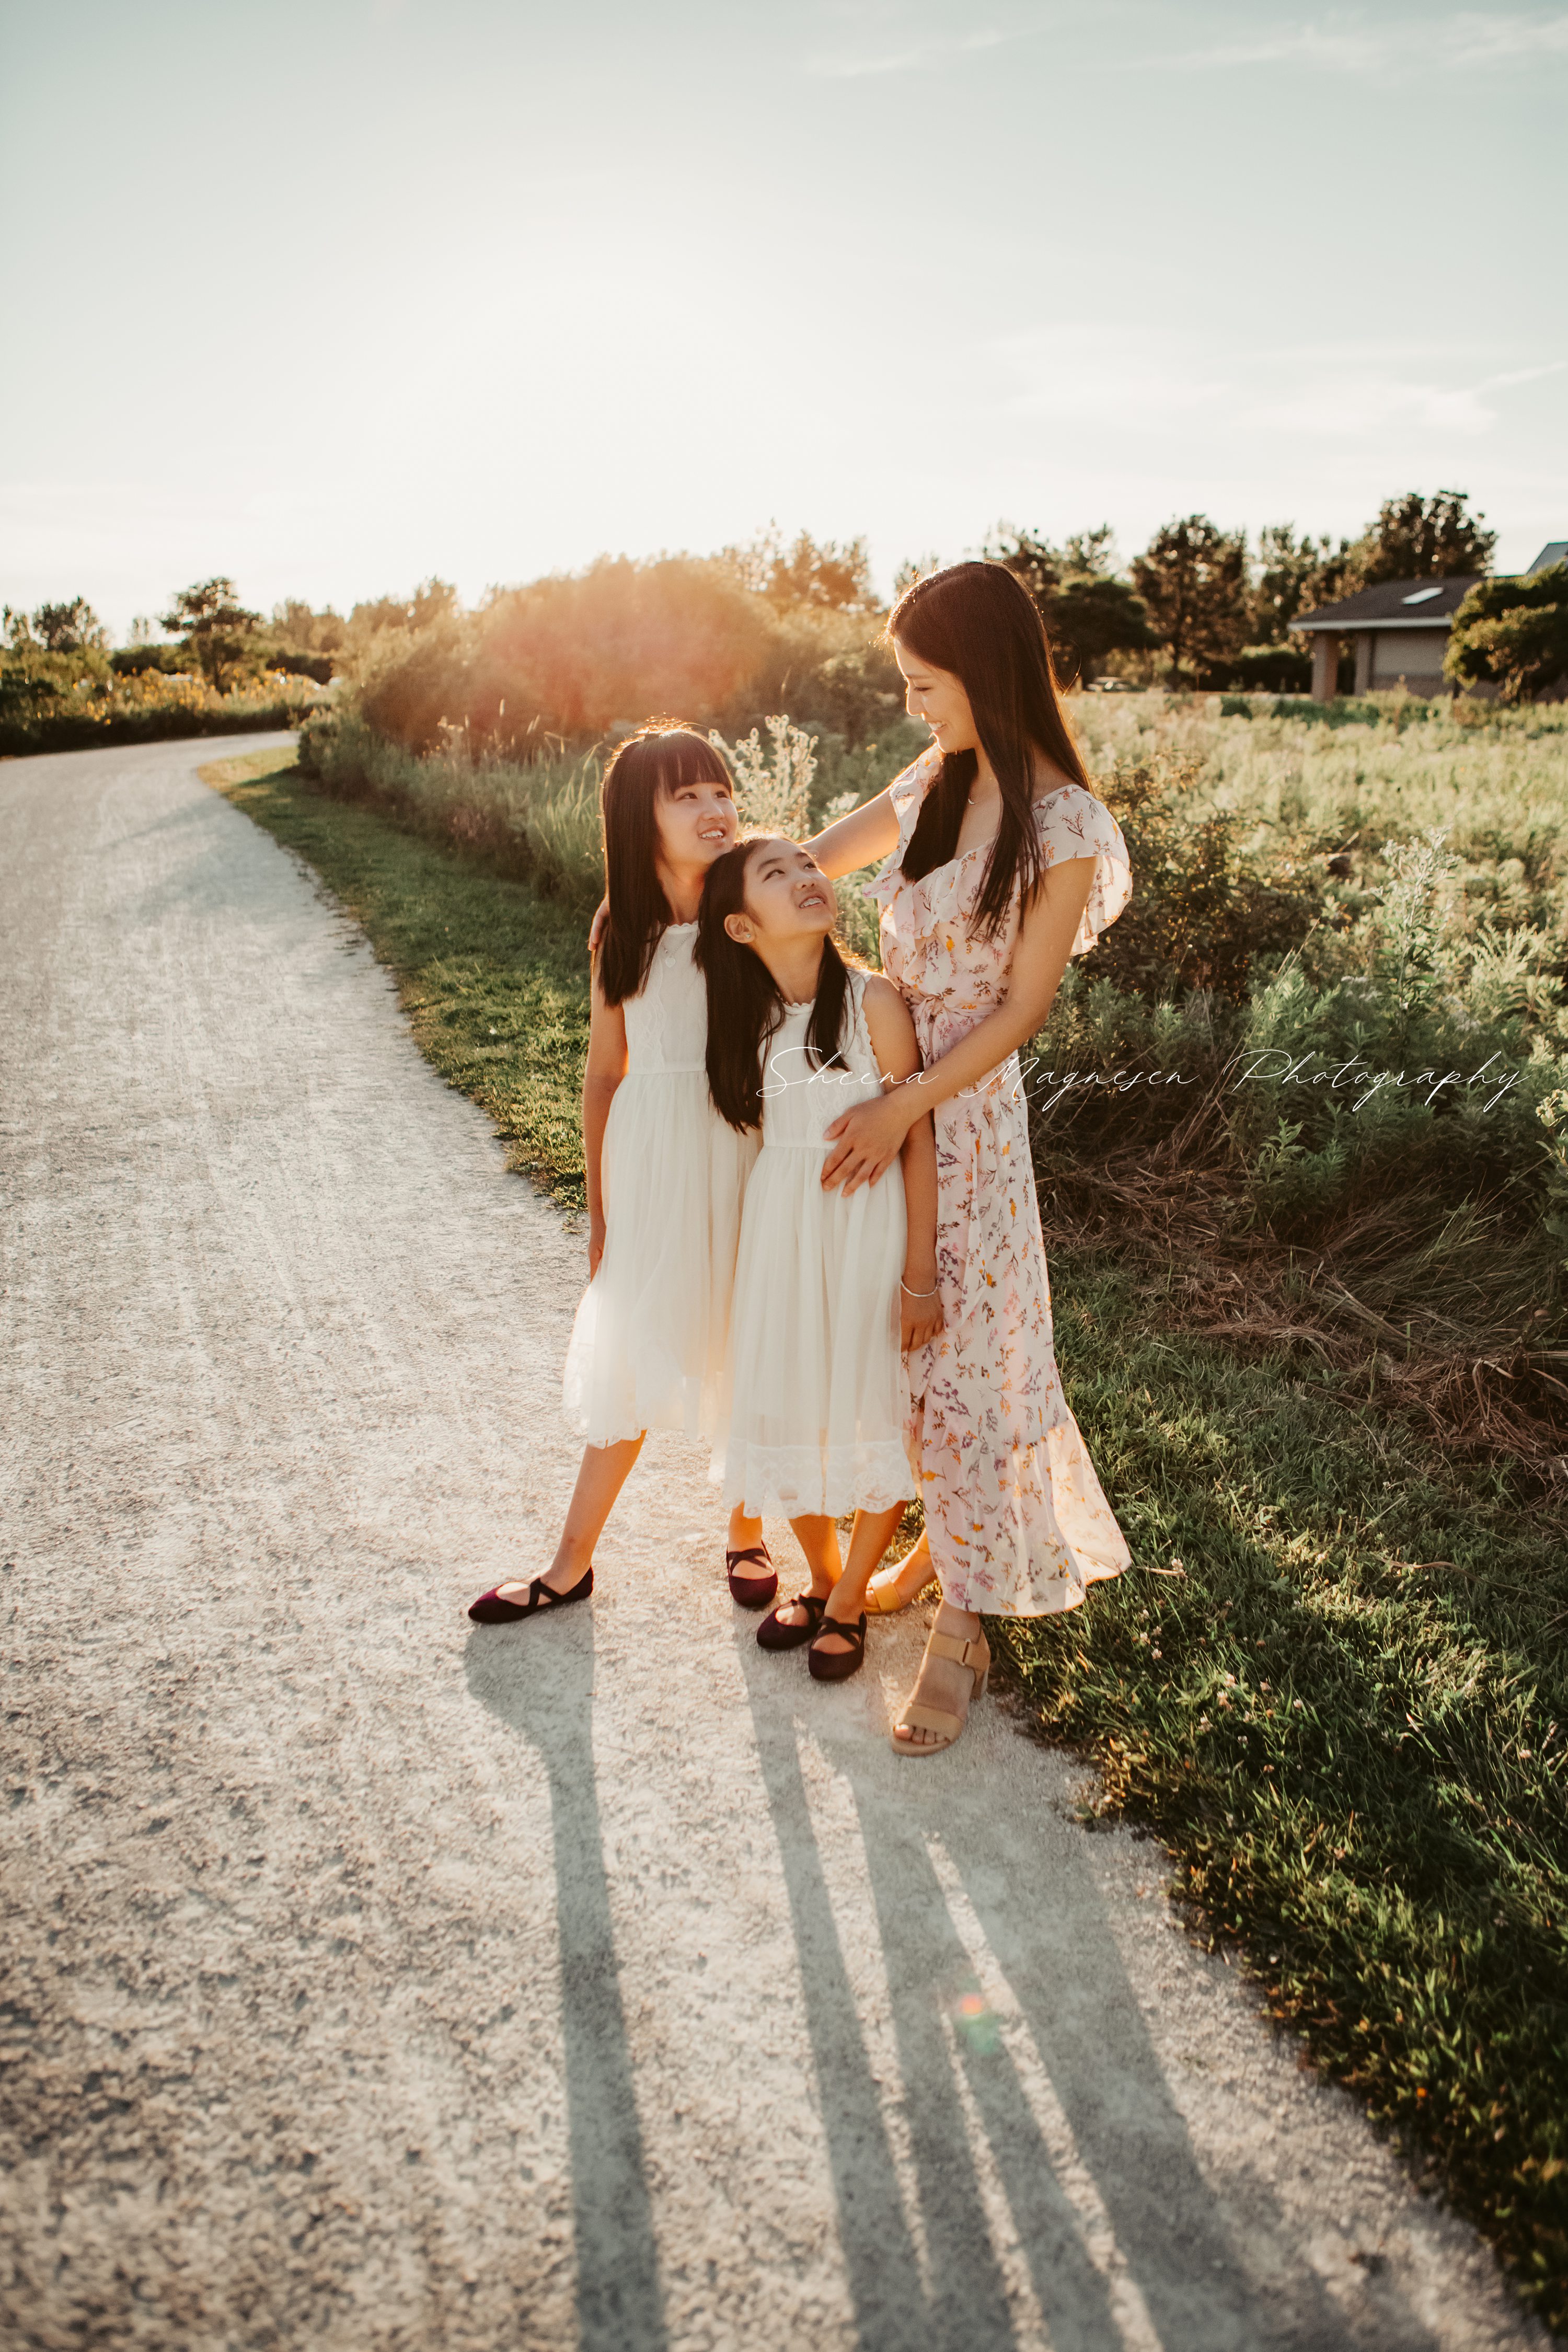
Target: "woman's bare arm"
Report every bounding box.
[862,976,942,1351]
[820,857,1098,1194]
[803,785,903,880]
[582,972,629,1271]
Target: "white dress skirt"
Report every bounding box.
[563,923,758,1447]
[714,967,916,1520]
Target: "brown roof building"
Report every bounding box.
[1288,542,1566,701]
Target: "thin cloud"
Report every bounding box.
[1151,10,1568,73]
[805,27,1012,77]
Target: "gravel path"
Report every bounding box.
[1,735,1550,2352]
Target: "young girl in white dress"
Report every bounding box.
[468,724,768,1625]
[697,835,943,1681]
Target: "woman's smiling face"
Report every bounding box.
[654,770,737,870]
[893,635,979,756]
[725,837,838,946]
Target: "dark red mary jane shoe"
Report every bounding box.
[725,1542,777,1609]
[468,1566,593,1624]
[757,1590,828,1652]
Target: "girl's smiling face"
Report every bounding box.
[892,635,979,756]
[654,771,737,871]
[724,837,838,947]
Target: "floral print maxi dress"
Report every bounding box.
[864,745,1135,1616]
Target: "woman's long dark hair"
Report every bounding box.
[596,722,735,1007]
[696,837,853,1134]
[887,560,1092,940]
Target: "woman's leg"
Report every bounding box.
[893,1589,987,1749]
[494,1434,644,1600]
[866,1527,937,1610]
[769,1514,843,1630]
[813,1504,906,1657]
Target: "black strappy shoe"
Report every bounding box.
[808,1610,868,1684]
[467,1566,593,1623]
[757,1590,828,1652]
[726,1542,777,1609]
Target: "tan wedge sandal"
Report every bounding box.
[891,1627,990,1756]
[864,1538,936,1615]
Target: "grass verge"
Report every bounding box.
[202,747,592,1206]
[210,746,1568,2331]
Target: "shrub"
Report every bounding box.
[1447,564,1568,704]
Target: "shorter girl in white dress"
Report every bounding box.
[697,835,943,1682]
[469,725,764,1625]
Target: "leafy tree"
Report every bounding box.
[4,598,108,654]
[32,597,107,653]
[986,522,1157,686]
[1131,515,1250,686]
[728,527,878,614]
[892,551,942,598]
[1445,564,1568,702]
[1251,525,1348,640]
[346,579,459,649]
[159,578,261,693]
[272,598,347,656]
[1351,489,1495,586]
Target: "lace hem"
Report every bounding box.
[713,1436,916,1520]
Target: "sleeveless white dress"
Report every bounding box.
[714,967,916,1520]
[563,923,758,1447]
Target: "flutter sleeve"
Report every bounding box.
[862,743,944,908]
[1035,785,1133,956]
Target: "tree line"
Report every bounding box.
[6,488,1558,745]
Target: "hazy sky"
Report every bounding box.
[3,0,1564,635]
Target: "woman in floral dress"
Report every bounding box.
[805,560,1133,1754]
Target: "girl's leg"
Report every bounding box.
[727,1502,765,1553]
[769,1514,843,1630]
[813,1504,906,1659]
[494,1434,644,1600]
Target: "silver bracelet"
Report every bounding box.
[901,1279,940,1299]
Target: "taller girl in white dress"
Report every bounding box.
[697,835,942,1681]
[468,724,765,1625]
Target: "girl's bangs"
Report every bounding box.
[651,732,733,796]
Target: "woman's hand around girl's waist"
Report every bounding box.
[821,1079,924,1195]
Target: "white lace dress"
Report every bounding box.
[563,923,758,1447]
[713,967,916,1520]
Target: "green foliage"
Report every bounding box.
[1447,564,1568,703]
[159,577,262,693]
[1131,514,1250,686]
[1228,642,1313,694]
[207,751,593,1204]
[9,597,109,653]
[721,525,879,614]
[345,552,884,760]
[1353,488,1496,587]
[1250,523,1352,641]
[996,1296,1568,2330]
[985,522,1158,686]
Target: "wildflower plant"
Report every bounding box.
[710,713,818,836]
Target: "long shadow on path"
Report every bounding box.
[465,1616,668,2352]
[739,1630,1440,2352]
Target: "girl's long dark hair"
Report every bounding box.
[887,560,1092,940]
[696,837,853,1134]
[596,722,735,1007]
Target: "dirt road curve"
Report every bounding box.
[0,736,1548,2352]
